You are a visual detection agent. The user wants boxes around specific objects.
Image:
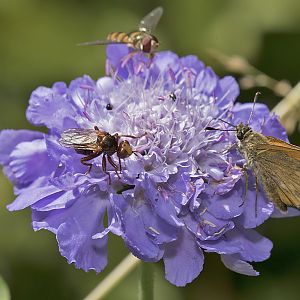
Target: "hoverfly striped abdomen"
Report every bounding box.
[107,32,130,44]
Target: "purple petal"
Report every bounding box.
[113,194,163,262]
[34,187,109,272]
[199,234,242,255]
[237,175,274,228]
[180,55,205,73]
[163,229,204,286]
[214,166,243,195]
[31,190,77,211]
[143,177,184,227]
[0,130,43,165]
[153,51,180,74]
[232,103,270,129]
[227,228,273,262]
[215,76,239,110]
[52,82,68,94]
[195,67,218,94]
[8,139,55,186]
[96,77,115,95]
[261,114,288,141]
[272,207,300,218]
[26,86,76,130]
[208,180,244,220]
[7,183,61,211]
[184,209,234,241]
[136,202,179,244]
[221,254,259,276]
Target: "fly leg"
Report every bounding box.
[118,132,148,139]
[107,155,121,180]
[118,156,122,172]
[102,154,111,185]
[81,151,101,175]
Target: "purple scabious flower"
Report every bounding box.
[0,45,296,286]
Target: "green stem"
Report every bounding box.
[83,254,140,300]
[139,262,154,300]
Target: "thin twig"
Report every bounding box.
[83,254,141,300]
[272,81,300,133]
[208,49,300,134]
[208,49,292,97]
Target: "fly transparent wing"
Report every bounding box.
[59,129,99,150]
[138,6,163,33]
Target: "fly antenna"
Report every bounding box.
[247,92,261,125]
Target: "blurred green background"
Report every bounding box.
[1,0,300,299]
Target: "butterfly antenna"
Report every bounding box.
[216,118,236,128]
[205,126,236,132]
[247,92,261,125]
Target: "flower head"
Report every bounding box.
[0,45,295,286]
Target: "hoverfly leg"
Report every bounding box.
[107,155,121,179]
[239,167,249,207]
[102,155,111,185]
[81,151,101,175]
[121,50,139,68]
[147,52,155,68]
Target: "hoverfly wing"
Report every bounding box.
[253,138,300,210]
[77,40,122,47]
[138,6,163,33]
[59,129,99,150]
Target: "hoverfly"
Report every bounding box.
[59,126,145,184]
[206,92,300,213]
[78,7,163,55]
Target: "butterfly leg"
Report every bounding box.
[102,154,111,185]
[254,176,259,218]
[81,151,101,175]
[239,166,249,207]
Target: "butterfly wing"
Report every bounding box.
[253,138,300,210]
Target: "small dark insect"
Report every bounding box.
[78,7,163,56]
[59,126,145,184]
[106,103,113,110]
[206,92,300,213]
[169,92,177,101]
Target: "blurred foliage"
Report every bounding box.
[0,0,300,299]
[0,274,10,300]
